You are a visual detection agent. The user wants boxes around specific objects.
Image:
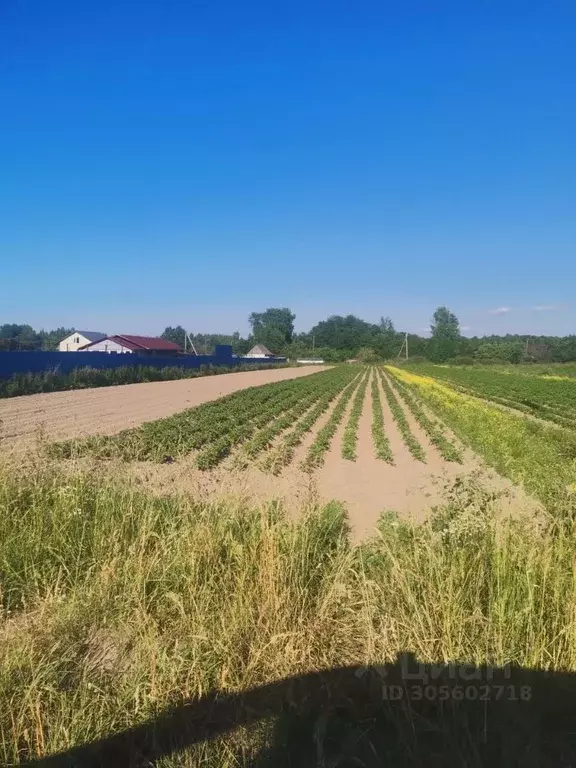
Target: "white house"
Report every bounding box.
[80,334,181,356]
[58,331,106,352]
[245,343,275,358]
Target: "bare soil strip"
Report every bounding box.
[0,366,327,448]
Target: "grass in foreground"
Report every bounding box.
[2,464,576,765]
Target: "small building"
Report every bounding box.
[296,358,325,364]
[59,331,107,352]
[245,343,275,359]
[81,334,182,356]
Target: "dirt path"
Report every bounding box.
[0,366,327,448]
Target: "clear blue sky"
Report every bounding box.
[1,1,575,337]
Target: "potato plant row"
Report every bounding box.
[301,371,368,471]
[261,371,363,474]
[341,371,369,460]
[50,368,359,463]
[197,366,363,469]
[384,370,463,463]
[378,369,426,462]
[409,364,576,425]
[371,374,394,463]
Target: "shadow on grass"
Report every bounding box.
[23,652,576,767]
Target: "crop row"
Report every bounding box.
[387,365,576,517]
[341,373,369,460]
[437,381,575,430]
[407,364,576,427]
[371,373,394,463]
[50,367,359,464]
[384,370,462,463]
[378,369,426,462]
[301,371,368,471]
[262,372,363,474]
[236,370,359,465]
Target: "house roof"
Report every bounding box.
[110,335,182,352]
[67,331,107,343]
[248,343,274,356]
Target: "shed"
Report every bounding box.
[245,343,275,358]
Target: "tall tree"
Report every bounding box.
[249,308,296,350]
[379,316,395,334]
[430,306,460,340]
[161,326,187,347]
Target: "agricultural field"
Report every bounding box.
[43,361,563,536]
[0,364,327,447]
[3,362,576,765]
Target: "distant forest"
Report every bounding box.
[2,307,576,363]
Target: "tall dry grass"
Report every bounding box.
[1,463,576,765]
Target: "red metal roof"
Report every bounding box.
[109,335,182,352]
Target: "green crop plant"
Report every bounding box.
[378,369,426,462]
[341,371,369,460]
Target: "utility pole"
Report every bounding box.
[183,330,198,356]
[397,332,409,361]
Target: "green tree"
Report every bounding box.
[356,347,382,363]
[38,327,75,350]
[161,326,187,348]
[430,306,460,340]
[0,324,41,350]
[476,341,524,363]
[249,308,296,350]
[309,315,381,351]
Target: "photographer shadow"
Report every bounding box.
[23,653,576,767]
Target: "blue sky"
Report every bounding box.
[1,0,575,337]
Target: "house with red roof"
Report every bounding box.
[80,334,182,356]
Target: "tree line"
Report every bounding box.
[162,306,576,364]
[3,308,576,363]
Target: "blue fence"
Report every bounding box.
[0,346,287,380]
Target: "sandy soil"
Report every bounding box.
[0,366,327,448]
